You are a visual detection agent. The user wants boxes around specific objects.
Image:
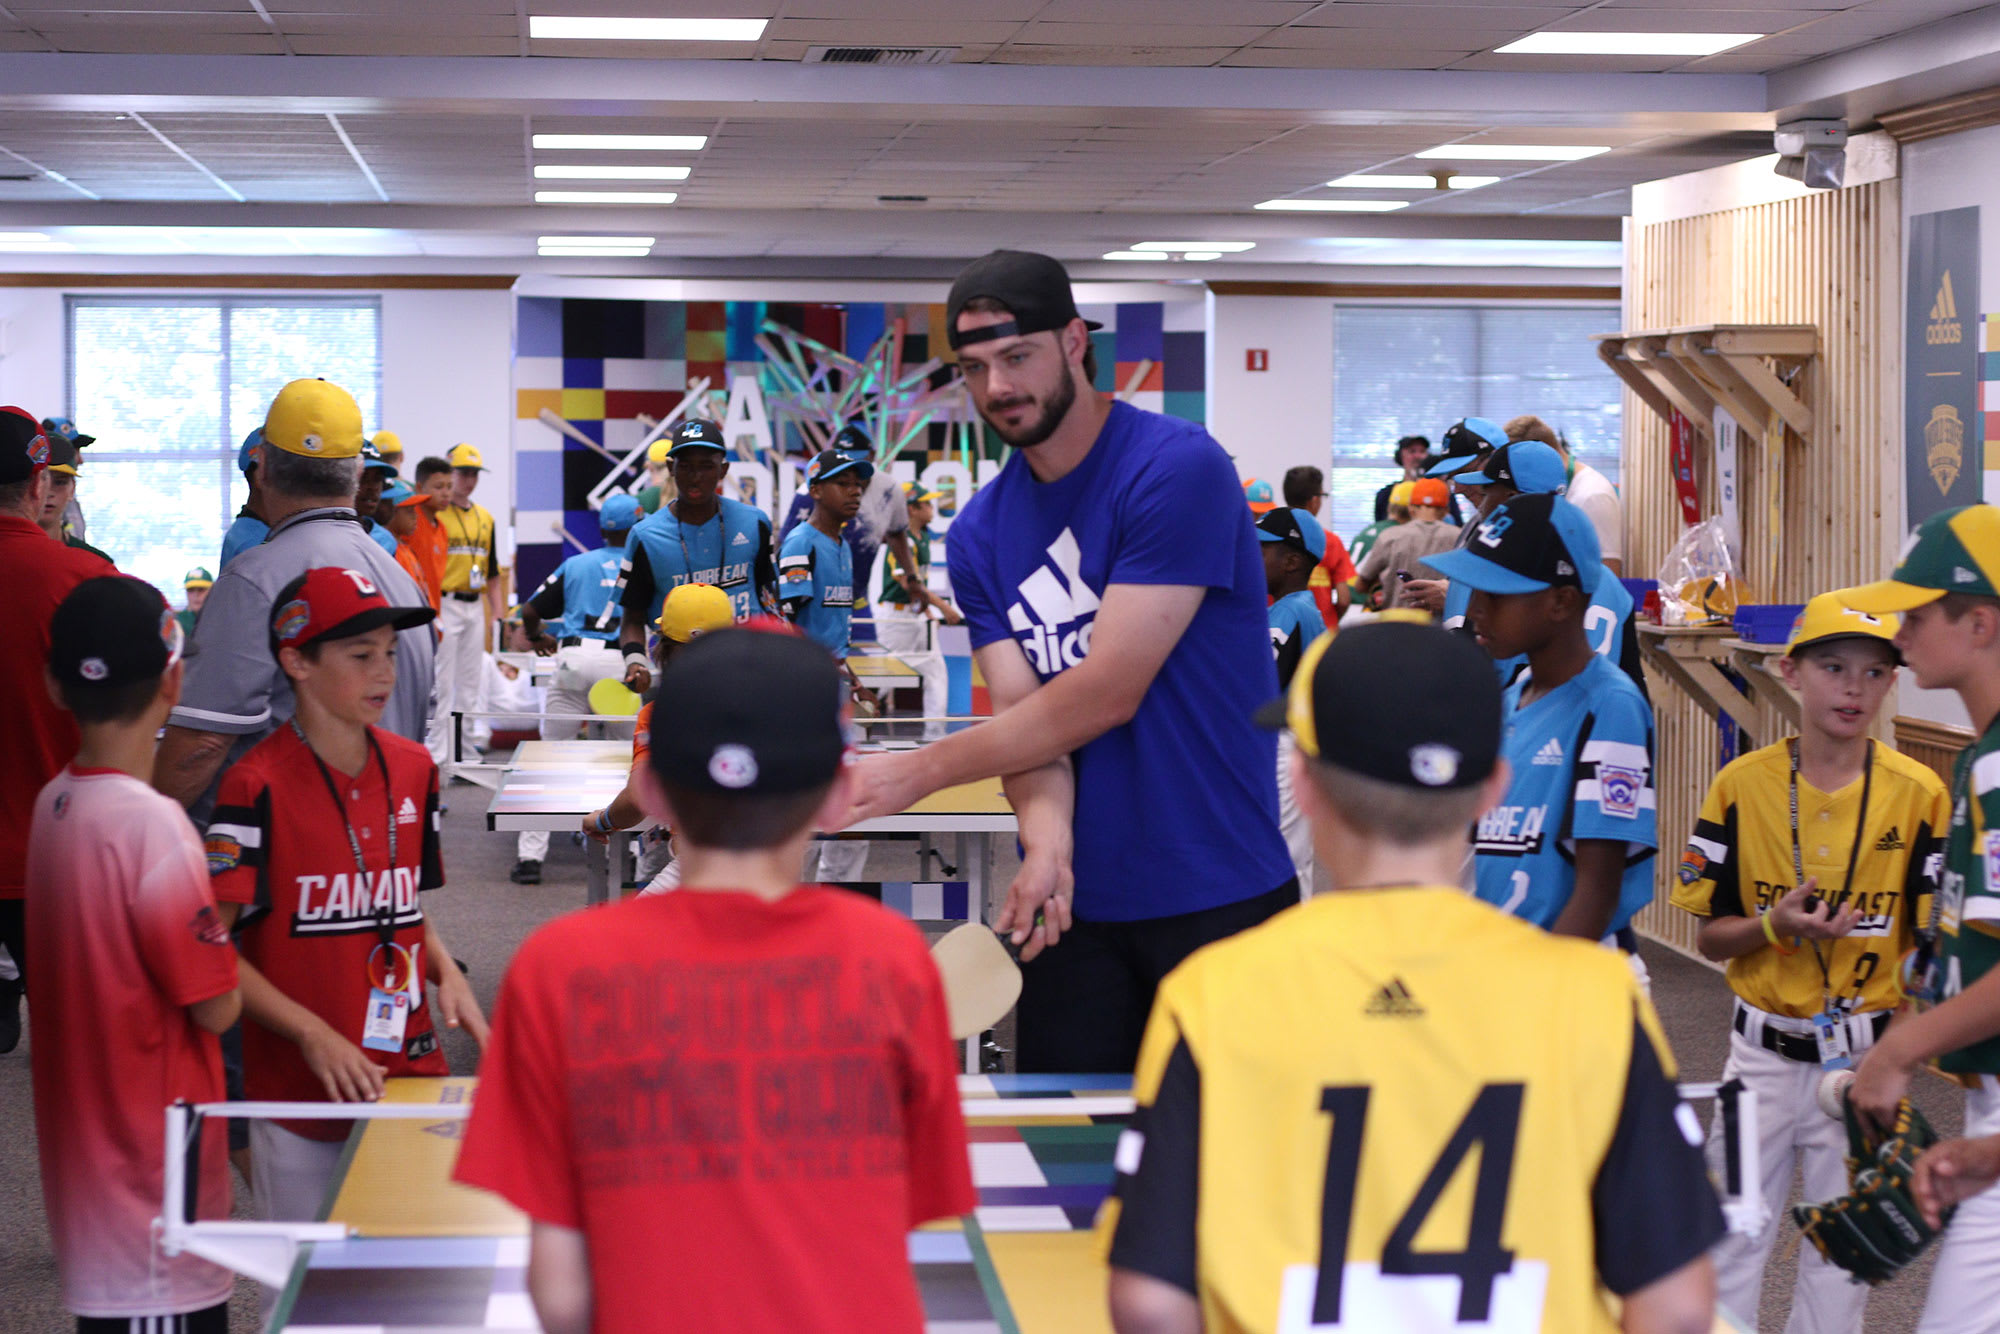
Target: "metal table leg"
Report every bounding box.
[585,833,607,907]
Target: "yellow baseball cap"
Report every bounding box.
[1842,505,2000,613]
[1388,480,1417,507]
[447,443,486,471]
[657,582,734,642]
[371,429,403,458]
[1784,590,1900,659]
[263,379,365,459]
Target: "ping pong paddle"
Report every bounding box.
[930,923,1022,1040]
[588,677,643,717]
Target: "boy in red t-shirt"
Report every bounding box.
[28,576,242,1333]
[458,629,974,1334]
[208,566,486,1239]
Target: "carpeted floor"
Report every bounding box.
[0,788,1966,1332]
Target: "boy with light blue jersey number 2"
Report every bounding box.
[1429,491,1658,947]
[780,449,869,658]
[1256,505,1330,891]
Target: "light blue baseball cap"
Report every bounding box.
[238,427,264,474]
[599,493,643,533]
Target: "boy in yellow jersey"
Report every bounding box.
[429,443,505,767]
[1671,591,1947,1334]
[1104,619,1722,1334]
[1837,505,2000,1334]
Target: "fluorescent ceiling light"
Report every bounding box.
[535,190,679,204]
[1131,240,1255,253]
[1179,252,1222,261]
[529,16,766,41]
[1328,174,1499,190]
[1496,31,1759,56]
[1415,144,1608,162]
[538,235,656,246]
[534,164,691,181]
[532,134,707,152]
[539,246,652,258]
[1256,198,1408,212]
[1103,251,1160,260]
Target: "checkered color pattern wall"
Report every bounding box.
[511,296,1205,592]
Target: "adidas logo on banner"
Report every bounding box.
[1930,270,1964,344]
[1532,738,1565,766]
[1365,978,1424,1017]
[1875,825,1905,852]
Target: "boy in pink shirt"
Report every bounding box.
[28,575,242,1332]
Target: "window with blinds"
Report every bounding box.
[65,297,381,597]
[1328,305,1623,544]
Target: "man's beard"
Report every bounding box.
[981,361,1077,449]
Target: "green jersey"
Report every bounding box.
[1347,518,1392,571]
[880,526,930,606]
[1938,716,2000,1074]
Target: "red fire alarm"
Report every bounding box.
[1246,349,1269,372]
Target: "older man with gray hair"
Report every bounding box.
[155,378,434,823]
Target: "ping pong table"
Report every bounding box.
[849,651,922,696]
[264,1076,1131,1334]
[485,739,1017,917]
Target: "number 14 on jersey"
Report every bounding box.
[1275,1083,1548,1332]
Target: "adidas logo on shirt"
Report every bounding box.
[1532,738,1565,766]
[1006,527,1101,676]
[397,797,419,826]
[1364,978,1424,1018]
[732,531,750,547]
[1875,825,1905,852]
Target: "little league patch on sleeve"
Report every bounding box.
[1986,830,2000,894]
[1678,847,1707,885]
[1597,765,1643,819]
[204,833,241,875]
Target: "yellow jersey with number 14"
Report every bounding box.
[1102,888,1722,1334]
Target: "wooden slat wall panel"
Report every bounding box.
[1624,181,1904,955]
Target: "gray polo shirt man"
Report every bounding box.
[171,505,434,822]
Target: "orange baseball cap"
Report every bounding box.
[1410,478,1451,508]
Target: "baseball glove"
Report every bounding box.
[1792,1094,1951,1285]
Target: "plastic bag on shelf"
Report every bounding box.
[1657,516,1740,627]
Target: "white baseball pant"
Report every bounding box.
[424,596,487,766]
[874,605,949,740]
[1918,1077,2000,1334]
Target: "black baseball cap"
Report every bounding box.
[946,250,1104,351]
[0,406,49,483]
[1426,417,1507,477]
[831,422,872,456]
[359,441,398,476]
[1255,620,1500,791]
[51,575,184,691]
[667,418,727,457]
[649,629,848,795]
[1427,491,1605,597]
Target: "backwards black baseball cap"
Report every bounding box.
[0,406,49,483]
[650,629,848,796]
[946,250,1104,351]
[1255,620,1500,791]
[51,575,185,691]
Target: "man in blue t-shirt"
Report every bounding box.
[1429,492,1659,942]
[615,418,777,691]
[779,450,866,657]
[842,250,1295,1073]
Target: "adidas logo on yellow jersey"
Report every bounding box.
[1876,826,1905,852]
[1364,978,1424,1017]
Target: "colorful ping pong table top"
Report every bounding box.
[273,1076,1132,1334]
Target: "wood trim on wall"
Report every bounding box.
[0,273,519,290]
[1878,86,2000,144]
[1204,280,1617,301]
[1894,714,1974,786]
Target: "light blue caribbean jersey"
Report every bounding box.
[1473,652,1658,933]
[779,522,854,655]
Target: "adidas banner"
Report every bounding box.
[1906,207,1982,524]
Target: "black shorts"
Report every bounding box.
[1015,880,1298,1074]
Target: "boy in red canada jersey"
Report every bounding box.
[29,576,241,1333]
[209,565,486,1241]
[457,629,974,1334]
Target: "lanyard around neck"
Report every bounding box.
[1788,737,1873,1009]
[291,719,400,949]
